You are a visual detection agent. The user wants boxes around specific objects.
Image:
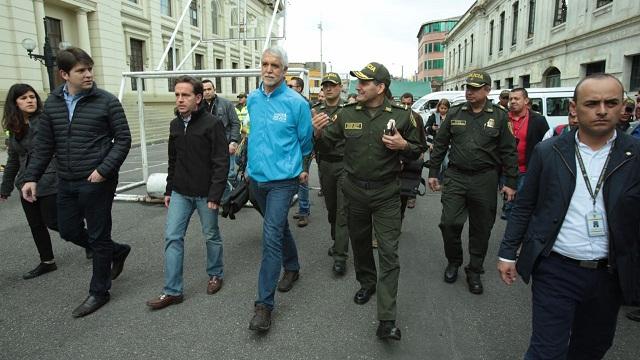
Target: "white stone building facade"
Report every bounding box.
[443,0,640,92]
[0,0,283,101]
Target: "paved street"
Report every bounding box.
[1,143,638,360]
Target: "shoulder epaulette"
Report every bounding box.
[492,103,508,113]
[391,102,410,111]
[343,102,358,108]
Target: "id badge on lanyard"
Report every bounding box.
[575,143,611,238]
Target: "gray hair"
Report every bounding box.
[262,46,288,69]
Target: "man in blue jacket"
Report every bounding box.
[497,73,640,359]
[246,46,313,332]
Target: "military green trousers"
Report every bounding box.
[342,177,401,321]
[439,168,499,273]
[318,160,349,262]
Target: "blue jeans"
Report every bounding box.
[250,178,300,310]
[163,191,224,295]
[297,182,310,216]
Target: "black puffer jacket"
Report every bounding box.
[24,83,131,181]
[1,114,57,197]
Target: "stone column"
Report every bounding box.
[76,9,91,53]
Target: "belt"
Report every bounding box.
[449,165,497,175]
[319,154,344,163]
[347,174,396,190]
[549,251,609,270]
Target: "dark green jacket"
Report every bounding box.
[429,100,518,188]
[313,100,344,159]
[319,98,426,181]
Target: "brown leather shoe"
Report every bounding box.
[146,294,184,310]
[207,276,223,294]
[297,216,308,227]
[277,270,299,292]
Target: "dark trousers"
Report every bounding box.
[439,168,498,272]
[342,178,401,320]
[525,255,622,360]
[20,194,58,262]
[57,177,127,297]
[318,160,349,262]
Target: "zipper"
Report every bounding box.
[552,144,575,178]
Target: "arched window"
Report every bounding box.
[543,67,561,87]
[211,0,220,35]
[230,8,238,38]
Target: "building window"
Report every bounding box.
[520,74,531,88]
[596,0,612,7]
[211,1,219,35]
[470,34,474,63]
[161,0,172,17]
[528,0,536,38]
[544,67,561,87]
[130,39,145,91]
[464,39,467,67]
[424,61,428,70]
[499,11,505,51]
[232,62,238,93]
[457,44,461,70]
[585,61,606,76]
[424,44,428,54]
[427,59,444,69]
[629,55,640,91]
[167,47,178,91]
[489,20,494,56]
[215,58,223,91]
[194,54,203,70]
[553,0,567,26]
[512,2,519,46]
[45,17,64,87]
[506,77,514,89]
[189,1,198,27]
[494,80,501,90]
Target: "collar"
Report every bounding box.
[461,99,493,113]
[259,80,287,97]
[575,130,617,150]
[62,83,89,99]
[355,98,393,112]
[509,109,528,121]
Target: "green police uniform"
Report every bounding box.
[320,95,425,320]
[313,98,349,264]
[429,78,517,276]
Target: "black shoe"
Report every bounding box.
[376,320,402,340]
[249,304,272,332]
[71,294,110,318]
[318,190,324,197]
[22,262,57,280]
[627,309,640,322]
[444,263,459,283]
[354,287,375,305]
[332,261,346,276]
[466,271,484,295]
[111,244,131,280]
[277,270,299,292]
[85,248,93,259]
[327,247,334,257]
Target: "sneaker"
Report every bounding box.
[146,294,184,310]
[277,270,299,292]
[249,304,271,332]
[297,216,309,227]
[23,262,57,280]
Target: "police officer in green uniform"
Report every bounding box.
[312,72,349,276]
[428,70,517,295]
[313,62,426,340]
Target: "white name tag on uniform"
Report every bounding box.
[586,211,605,237]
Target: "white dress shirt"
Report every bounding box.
[552,131,616,260]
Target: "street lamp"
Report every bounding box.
[21,18,71,92]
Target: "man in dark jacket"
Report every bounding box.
[497,74,640,359]
[146,76,229,310]
[22,47,132,318]
[502,87,549,220]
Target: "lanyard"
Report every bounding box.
[574,142,612,209]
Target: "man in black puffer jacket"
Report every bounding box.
[22,47,132,318]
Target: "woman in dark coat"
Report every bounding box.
[0,84,85,279]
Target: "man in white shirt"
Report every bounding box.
[497,73,640,360]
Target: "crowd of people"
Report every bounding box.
[2,44,640,356]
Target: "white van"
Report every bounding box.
[412,91,465,121]
[488,87,575,129]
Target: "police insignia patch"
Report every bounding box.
[486,119,496,128]
[331,114,338,122]
[451,120,466,126]
[345,123,363,130]
[410,113,417,127]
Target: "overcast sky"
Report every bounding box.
[281,0,476,79]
